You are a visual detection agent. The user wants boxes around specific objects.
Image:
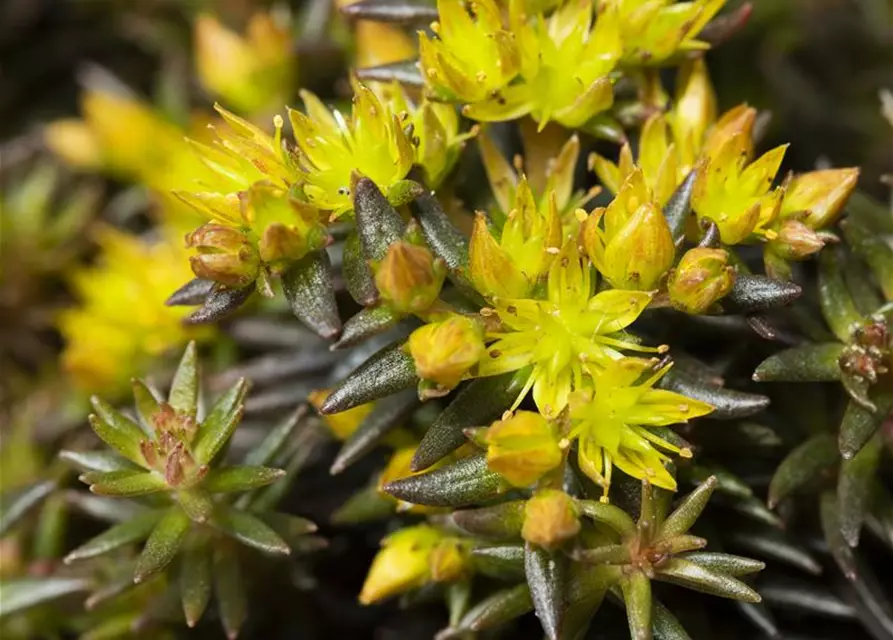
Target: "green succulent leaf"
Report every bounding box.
[657,476,717,541]
[819,248,863,342]
[180,541,212,628]
[819,490,857,580]
[212,506,290,555]
[652,598,693,640]
[442,583,532,637]
[0,480,56,536]
[841,216,893,300]
[659,370,769,419]
[320,340,419,414]
[678,552,765,577]
[343,230,378,306]
[192,377,249,466]
[452,501,526,539]
[333,305,402,350]
[176,487,215,523]
[767,433,837,508]
[134,507,191,583]
[654,558,761,603]
[0,577,91,618]
[470,545,526,580]
[576,499,637,538]
[752,343,845,382]
[82,469,168,497]
[203,466,286,493]
[524,543,566,640]
[838,433,883,547]
[214,543,248,640]
[242,405,305,467]
[60,449,140,473]
[168,341,199,417]
[725,529,822,575]
[383,452,506,507]
[132,379,162,433]
[621,571,653,640]
[88,398,148,466]
[839,390,893,460]
[65,510,161,563]
[353,175,406,262]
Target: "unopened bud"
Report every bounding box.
[407,315,485,390]
[359,525,443,605]
[668,248,736,315]
[781,168,860,230]
[522,489,580,550]
[485,411,563,487]
[374,241,446,314]
[430,538,471,583]
[769,219,825,261]
[187,223,260,288]
[469,213,530,299]
[701,104,756,162]
[600,202,675,291]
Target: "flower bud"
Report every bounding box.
[668,248,736,315]
[672,58,717,171]
[781,168,860,230]
[485,411,563,487]
[407,315,485,390]
[359,525,443,604]
[44,119,102,170]
[769,219,825,261]
[186,224,260,288]
[701,104,756,162]
[522,489,580,550]
[430,538,471,583]
[600,202,675,291]
[374,241,446,314]
[469,213,531,299]
[309,389,373,440]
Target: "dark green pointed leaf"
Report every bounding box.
[332,389,419,473]
[203,466,285,493]
[176,487,214,523]
[412,369,530,471]
[838,433,883,546]
[525,543,566,640]
[839,390,893,459]
[353,176,405,262]
[678,552,765,576]
[665,170,696,245]
[819,247,863,341]
[214,543,247,640]
[356,60,424,87]
[652,598,692,640]
[282,250,342,340]
[470,545,526,580]
[332,305,401,350]
[752,343,844,382]
[212,506,290,555]
[166,278,214,306]
[65,511,161,563]
[820,490,856,580]
[0,480,56,536]
[724,275,801,313]
[341,0,437,24]
[65,491,146,524]
[82,470,167,497]
[759,579,855,619]
[180,542,211,628]
[621,572,652,640]
[134,508,191,583]
[767,433,837,508]
[573,543,631,565]
[343,231,378,305]
[320,340,419,414]
[842,217,893,300]
[447,579,472,628]
[0,577,91,618]
[259,512,317,546]
[382,452,505,507]
[192,378,249,465]
[576,499,636,537]
[654,558,761,602]
[442,583,532,637]
[725,529,822,575]
[169,341,199,416]
[89,397,148,465]
[452,501,525,539]
[658,476,716,540]
[131,379,161,433]
[659,370,769,419]
[184,284,253,324]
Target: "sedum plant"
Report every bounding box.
[3,0,893,639]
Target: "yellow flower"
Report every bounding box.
[194,12,293,116]
[567,357,712,496]
[58,228,209,395]
[581,169,675,290]
[462,0,621,130]
[288,84,415,218]
[374,82,476,188]
[600,0,726,65]
[476,238,656,418]
[469,178,563,299]
[419,0,520,103]
[692,133,787,244]
[671,58,718,172]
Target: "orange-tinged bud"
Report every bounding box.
[408,315,485,390]
[44,119,102,170]
[668,248,736,315]
[469,213,530,299]
[186,224,260,288]
[701,104,756,162]
[430,538,471,583]
[522,489,580,550]
[672,58,717,171]
[600,202,675,291]
[359,525,443,604]
[309,390,373,440]
[781,168,860,230]
[374,241,446,314]
[485,411,563,487]
[769,219,826,261]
